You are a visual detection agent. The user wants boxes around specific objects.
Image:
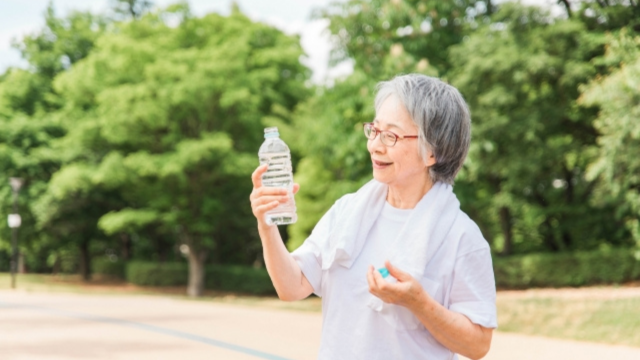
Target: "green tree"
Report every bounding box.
[318,0,493,75]
[581,29,640,252]
[110,0,154,19]
[291,0,637,255]
[12,4,107,109]
[449,3,630,254]
[573,0,640,31]
[39,4,309,295]
[0,5,106,277]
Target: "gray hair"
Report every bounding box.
[374,74,471,185]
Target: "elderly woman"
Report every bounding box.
[250,74,497,360]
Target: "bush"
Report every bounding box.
[126,261,188,286]
[125,261,275,294]
[48,249,79,274]
[92,257,126,279]
[0,250,10,272]
[493,248,640,288]
[206,265,275,295]
[125,249,640,292]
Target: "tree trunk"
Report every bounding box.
[18,252,26,273]
[558,0,572,17]
[542,218,562,252]
[79,239,91,281]
[187,250,207,297]
[52,255,60,275]
[154,236,167,262]
[499,206,513,255]
[120,233,131,261]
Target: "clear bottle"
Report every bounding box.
[258,127,297,225]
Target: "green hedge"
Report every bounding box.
[92,257,126,279]
[493,248,640,288]
[124,248,640,293]
[125,261,275,295]
[205,265,275,295]
[126,261,188,286]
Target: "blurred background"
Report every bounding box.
[0,0,639,346]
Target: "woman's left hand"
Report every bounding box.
[367,260,427,310]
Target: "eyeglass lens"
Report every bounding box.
[364,124,397,146]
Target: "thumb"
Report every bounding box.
[385,260,412,282]
[293,183,300,194]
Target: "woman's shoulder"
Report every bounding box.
[334,191,357,205]
[330,192,356,212]
[452,210,491,256]
[331,180,378,210]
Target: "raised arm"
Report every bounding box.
[250,164,314,301]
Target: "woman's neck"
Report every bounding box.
[386,174,434,209]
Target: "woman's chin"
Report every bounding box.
[372,171,392,184]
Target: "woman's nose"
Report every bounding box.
[368,135,386,153]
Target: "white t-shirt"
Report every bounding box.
[292,200,497,360]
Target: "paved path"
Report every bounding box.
[1,290,639,359]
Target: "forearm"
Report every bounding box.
[408,292,492,359]
[258,222,312,301]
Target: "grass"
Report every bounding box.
[3,273,639,347]
[0,272,322,312]
[497,290,640,348]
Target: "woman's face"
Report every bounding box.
[367,95,433,187]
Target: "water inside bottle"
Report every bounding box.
[260,152,297,225]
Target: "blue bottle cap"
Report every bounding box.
[264,127,279,138]
[378,268,389,278]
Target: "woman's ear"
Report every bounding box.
[424,150,437,167]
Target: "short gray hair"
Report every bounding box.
[374,74,471,185]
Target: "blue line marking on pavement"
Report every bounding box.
[0,300,293,360]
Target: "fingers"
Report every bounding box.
[372,267,385,286]
[367,265,386,294]
[251,191,289,220]
[250,186,287,201]
[251,164,269,188]
[254,200,280,215]
[367,266,378,294]
[252,195,289,208]
[385,260,410,282]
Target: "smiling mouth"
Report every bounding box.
[373,160,392,167]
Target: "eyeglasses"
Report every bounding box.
[363,122,418,147]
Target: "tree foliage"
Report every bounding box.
[32,4,309,295]
[449,4,630,254]
[0,5,106,276]
[318,0,493,75]
[289,0,640,256]
[581,29,640,249]
[0,2,309,294]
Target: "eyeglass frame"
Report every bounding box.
[363,122,419,147]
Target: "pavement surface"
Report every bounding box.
[2,290,640,360]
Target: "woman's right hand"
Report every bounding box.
[250,164,300,226]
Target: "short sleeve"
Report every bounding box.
[291,238,323,297]
[448,247,498,329]
[291,198,344,297]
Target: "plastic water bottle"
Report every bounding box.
[258,127,297,225]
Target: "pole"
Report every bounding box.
[10,189,17,289]
[8,177,22,289]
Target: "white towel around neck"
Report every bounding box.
[320,179,461,312]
